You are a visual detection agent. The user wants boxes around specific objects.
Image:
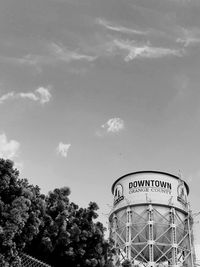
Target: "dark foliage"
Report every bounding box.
[0,159,44,266]
[26,188,110,267]
[0,159,113,266]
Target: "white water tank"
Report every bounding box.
[109,171,195,267]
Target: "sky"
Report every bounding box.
[0,0,200,261]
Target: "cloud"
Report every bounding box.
[177,28,200,47]
[10,54,41,67]
[96,18,149,36]
[57,142,71,158]
[0,92,15,104]
[1,33,184,70]
[18,92,39,101]
[36,87,52,104]
[49,43,96,63]
[0,42,97,72]
[0,54,43,74]
[100,118,125,134]
[109,39,183,61]
[0,133,20,159]
[0,87,51,105]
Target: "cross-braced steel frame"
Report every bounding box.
[109,204,195,267]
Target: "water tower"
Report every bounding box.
[109,171,195,267]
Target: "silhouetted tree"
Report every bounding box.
[0,159,44,266]
[26,188,110,267]
[0,159,113,266]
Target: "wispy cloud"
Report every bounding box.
[0,92,15,104]
[0,42,97,71]
[0,28,186,73]
[1,32,185,70]
[96,18,149,36]
[0,87,52,105]
[107,39,183,61]
[18,92,39,102]
[12,54,41,66]
[49,43,96,63]
[0,54,43,74]
[177,28,200,47]
[0,133,20,159]
[56,142,71,158]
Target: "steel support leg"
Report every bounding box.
[126,207,132,261]
[170,208,178,267]
[148,205,155,267]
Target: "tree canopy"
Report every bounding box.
[26,188,110,267]
[0,159,113,267]
[0,159,45,266]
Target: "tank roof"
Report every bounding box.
[111,170,189,195]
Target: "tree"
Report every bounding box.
[0,159,114,266]
[0,159,44,266]
[26,188,111,267]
